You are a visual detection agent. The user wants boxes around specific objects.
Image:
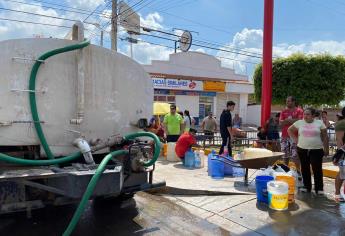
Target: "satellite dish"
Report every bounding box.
[179,31,192,52]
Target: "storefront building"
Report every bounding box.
[143,52,254,124]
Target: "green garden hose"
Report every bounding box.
[0,39,162,236]
[29,40,90,159]
[0,151,81,165]
[124,131,161,167]
[63,150,129,236]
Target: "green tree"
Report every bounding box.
[253,54,345,106]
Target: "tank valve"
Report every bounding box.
[73,138,95,165]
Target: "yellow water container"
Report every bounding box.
[268,181,289,211]
[275,174,295,203]
[163,143,168,158]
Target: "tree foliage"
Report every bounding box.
[253,54,345,106]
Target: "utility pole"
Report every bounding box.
[111,0,117,51]
[100,30,104,47]
[261,0,274,127]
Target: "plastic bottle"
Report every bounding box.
[194,151,201,168]
[184,149,195,169]
[208,150,216,175]
[199,150,205,168]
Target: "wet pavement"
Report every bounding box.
[0,192,225,236]
[2,159,345,236]
[152,160,345,235]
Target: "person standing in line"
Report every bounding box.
[288,108,329,194]
[265,113,281,151]
[202,112,217,145]
[183,110,195,132]
[279,96,304,170]
[202,112,217,136]
[219,101,235,155]
[333,107,345,202]
[163,104,184,142]
[321,111,331,128]
[233,113,242,128]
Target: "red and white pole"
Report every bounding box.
[261,0,274,127]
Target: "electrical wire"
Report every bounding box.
[120,36,259,65]
[2,0,111,18]
[0,7,97,25]
[29,0,110,15]
[0,17,73,28]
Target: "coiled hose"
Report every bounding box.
[63,131,161,236]
[0,40,162,235]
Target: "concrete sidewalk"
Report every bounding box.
[151,158,345,235]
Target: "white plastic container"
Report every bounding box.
[267,181,289,211]
[167,142,180,162]
[199,150,205,168]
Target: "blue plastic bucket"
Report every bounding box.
[210,157,224,179]
[256,175,274,204]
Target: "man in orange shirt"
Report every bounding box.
[175,128,198,160]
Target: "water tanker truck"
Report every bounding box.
[0,24,164,235]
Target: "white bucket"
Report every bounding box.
[167,142,180,162]
[267,181,289,211]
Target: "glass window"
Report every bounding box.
[167,96,175,102]
[199,96,213,103]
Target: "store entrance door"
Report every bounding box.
[199,103,212,121]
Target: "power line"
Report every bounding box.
[157,0,197,12]
[0,7,97,25]
[0,17,72,28]
[2,0,111,18]
[137,32,262,60]
[26,0,109,15]
[117,21,263,59]
[120,37,257,74]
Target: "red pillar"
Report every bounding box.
[261,0,274,127]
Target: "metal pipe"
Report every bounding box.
[261,0,274,127]
[70,47,86,125]
[20,180,68,196]
[73,138,95,165]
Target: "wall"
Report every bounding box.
[216,93,240,119]
[246,105,261,126]
[175,95,199,117]
[144,51,248,81]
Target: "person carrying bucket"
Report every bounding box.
[287,107,329,194]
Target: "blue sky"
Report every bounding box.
[1,0,345,78]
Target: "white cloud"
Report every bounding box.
[121,41,173,64]
[0,0,109,44]
[193,48,206,53]
[65,0,105,10]
[139,12,164,30]
[232,28,263,49]
[217,28,345,77]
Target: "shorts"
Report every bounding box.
[281,137,299,163]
